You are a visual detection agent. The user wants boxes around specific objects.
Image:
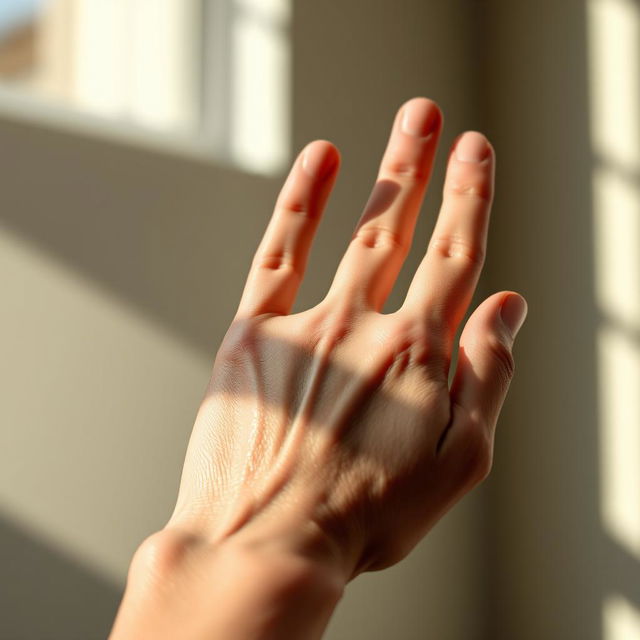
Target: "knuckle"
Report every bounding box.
[130,530,202,585]
[318,305,355,345]
[446,164,492,201]
[253,251,301,277]
[457,417,494,485]
[447,180,492,202]
[384,160,429,182]
[382,313,422,345]
[418,307,454,350]
[429,234,485,266]
[487,335,516,385]
[408,337,448,377]
[278,200,315,219]
[378,314,449,381]
[353,226,408,252]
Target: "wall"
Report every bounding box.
[0,1,489,639]
[481,0,640,637]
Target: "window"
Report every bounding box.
[0,0,291,175]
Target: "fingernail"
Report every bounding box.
[455,131,490,163]
[500,295,528,340]
[302,144,336,179]
[401,100,439,137]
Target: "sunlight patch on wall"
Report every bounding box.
[588,0,640,563]
[592,167,640,327]
[588,0,640,171]
[73,0,201,132]
[597,327,640,558]
[604,595,640,640]
[229,0,291,174]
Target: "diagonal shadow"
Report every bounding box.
[0,113,285,356]
[474,0,620,637]
[0,513,122,640]
[602,533,640,612]
[0,312,500,640]
[169,310,500,583]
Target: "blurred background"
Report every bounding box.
[0,0,637,638]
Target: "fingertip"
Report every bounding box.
[399,97,443,137]
[301,140,341,179]
[449,130,493,156]
[499,293,528,340]
[307,139,341,160]
[459,291,521,340]
[451,131,491,163]
[401,96,442,116]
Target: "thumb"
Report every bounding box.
[449,291,528,436]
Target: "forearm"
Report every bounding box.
[109,529,345,640]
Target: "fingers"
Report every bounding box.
[438,292,528,461]
[325,98,442,311]
[236,141,340,318]
[402,131,495,347]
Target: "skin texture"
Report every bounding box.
[109,97,528,640]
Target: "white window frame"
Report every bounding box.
[0,0,291,176]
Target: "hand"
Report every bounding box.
[167,97,527,578]
[110,97,527,640]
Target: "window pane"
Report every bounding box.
[0,0,201,134]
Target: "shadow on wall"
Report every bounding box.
[0,115,281,356]
[0,513,122,640]
[481,0,640,637]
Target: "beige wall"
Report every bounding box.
[2,1,635,639]
[481,1,640,638]
[0,2,487,639]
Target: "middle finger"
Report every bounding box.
[324,97,442,312]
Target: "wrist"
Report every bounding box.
[110,527,345,640]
